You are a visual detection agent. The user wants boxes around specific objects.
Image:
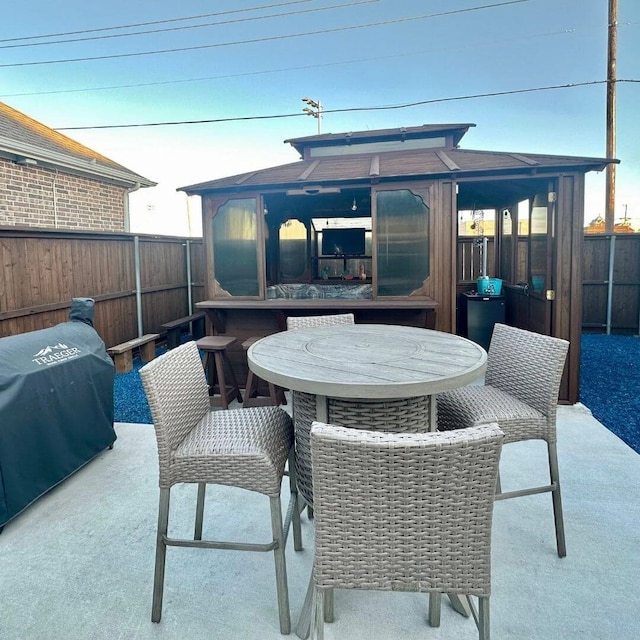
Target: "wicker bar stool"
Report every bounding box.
[306,422,504,640]
[139,341,302,633]
[196,336,243,409]
[438,323,570,558]
[285,313,355,520]
[286,312,354,330]
[242,336,287,408]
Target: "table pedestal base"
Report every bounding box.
[292,391,436,508]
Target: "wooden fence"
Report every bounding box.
[0,228,205,348]
[582,234,640,334]
[1,229,638,347]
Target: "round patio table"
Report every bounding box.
[248,324,487,507]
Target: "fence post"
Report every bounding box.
[185,240,193,314]
[134,235,144,337]
[606,234,616,335]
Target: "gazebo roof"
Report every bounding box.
[180,124,617,195]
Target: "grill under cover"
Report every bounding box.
[0,299,116,529]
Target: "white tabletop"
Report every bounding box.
[248,324,486,400]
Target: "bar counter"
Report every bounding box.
[196,298,438,334]
[195,298,438,388]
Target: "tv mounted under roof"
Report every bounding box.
[321,228,366,256]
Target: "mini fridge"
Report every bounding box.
[460,291,506,351]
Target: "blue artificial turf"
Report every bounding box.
[112,333,640,455]
[580,333,640,454]
[112,349,162,425]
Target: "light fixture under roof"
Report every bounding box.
[16,156,38,166]
[351,198,357,211]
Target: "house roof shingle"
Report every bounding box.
[0,102,155,188]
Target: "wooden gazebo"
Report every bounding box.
[181,123,616,403]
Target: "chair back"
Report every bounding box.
[486,324,569,420]
[140,341,210,482]
[286,313,354,330]
[310,422,503,594]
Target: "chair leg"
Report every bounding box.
[268,381,280,405]
[288,449,303,551]
[244,368,258,401]
[312,586,325,640]
[478,596,490,640]
[269,496,291,635]
[296,574,314,640]
[428,592,441,627]
[324,588,334,623]
[194,482,206,540]
[548,442,567,557]
[213,352,229,409]
[152,488,170,623]
[244,371,285,408]
[223,350,243,404]
[448,592,471,617]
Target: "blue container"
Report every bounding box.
[476,277,502,296]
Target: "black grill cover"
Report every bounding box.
[0,299,116,528]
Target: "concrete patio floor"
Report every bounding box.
[1,403,639,639]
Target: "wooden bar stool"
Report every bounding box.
[242,337,287,408]
[196,336,243,409]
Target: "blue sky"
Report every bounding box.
[1,0,638,235]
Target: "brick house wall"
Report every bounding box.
[0,157,127,232]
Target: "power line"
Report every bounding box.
[0,0,532,68]
[55,79,640,131]
[0,27,582,98]
[0,0,377,50]
[0,0,313,43]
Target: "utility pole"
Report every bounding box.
[302,97,322,134]
[605,0,617,233]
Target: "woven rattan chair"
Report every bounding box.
[437,323,570,557]
[286,313,354,330]
[308,422,504,640]
[139,341,302,633]
[284,317,356,415]
[286,313,355,518]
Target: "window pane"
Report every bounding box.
[309,137,445,157]
[213,198,259,296]
[500,209,513,283]
[530,193,548,292]
[279,219,307,280]
[376,189,430,296]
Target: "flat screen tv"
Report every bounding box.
[321,228,366,256]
